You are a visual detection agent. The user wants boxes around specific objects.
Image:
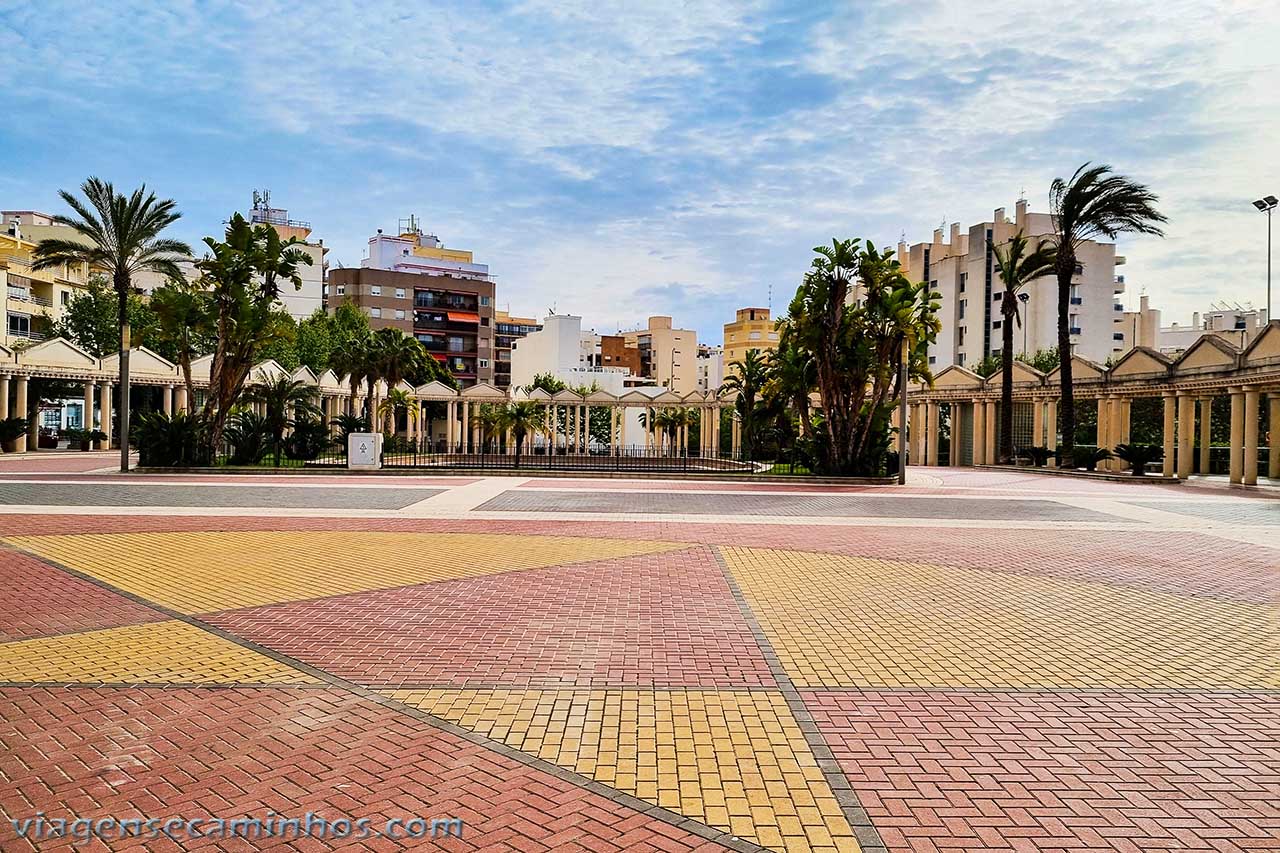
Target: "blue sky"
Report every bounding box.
[2,0,1277,342]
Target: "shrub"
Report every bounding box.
[1075,446,1113,472]
[1113,443,1163,477]
[224,409,270,465]
[330,413,369,446]
[135,411,213,467]
[1027,446,1056,467]
[0,417,29,450]
[284,415,331,461]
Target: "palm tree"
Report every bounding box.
[31,178,191,471]
[376,388,419,438]
[991,232,1057,463]
[722,349,770,460]
[243,376,320,466]
[495,401,541,468]
[149,278,208,406]
[766,333,815,436]
[470,403,505,453]
[330,328,373,417]
[370,328,428,432]
[1049,163,1166,466]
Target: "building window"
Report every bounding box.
[60,291,71,306]
[957,352,966,366]
[395,288,406,299]
[370,307,381,318]
[959,272,967,293]
[7,313,31,336]
[479,359,489,368]
[928,355,937,365]
[394,309,405,320]
[768,332,778,340]
[370,285,381,296]
[959,300,966,319]
[993,320,1002,329]
[749,331,762,340]
[958,327,966,346]
[480,296,491,306]
[335,285,345,296]
[993,292,1002,301]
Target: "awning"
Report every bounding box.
[446,311,480,323]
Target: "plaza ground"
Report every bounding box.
[0,457,1275,852]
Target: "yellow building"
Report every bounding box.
[723,307,778,373]
[620,316,698,394]
[0,213,95,346]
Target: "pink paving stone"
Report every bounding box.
[804,689,1280,853]
[0,551,166,642]
[203,546,774,688]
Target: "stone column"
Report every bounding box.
[1243,388,1260,485]
[731,416,741,456]
[13,377,28,452]
[1269,395,1280,480]
[83,382,95,433]
[1199,398,1213,475]
[99,383,112,450]
[1045,398,1058,466]
[950,403,963,467]
[0,375,8,420]
[1161,393,1176,477]
[1031,400,1044,449]
[1176,394,1194,479]
[163,384,174,416]
[984,400,997,465]
[972,399,986,465]
[584,405,592,454]
[1228,387,1244,485]
[924,402,939,466]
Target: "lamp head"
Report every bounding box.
[1254,196,1279,211]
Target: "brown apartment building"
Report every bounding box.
[328,266,496,386]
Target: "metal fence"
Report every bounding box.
[381,444,762,474]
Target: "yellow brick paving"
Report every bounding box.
[720,546,1280,690]
[0,620,317,684]
[388,688,859,852]
[5,532,684,614]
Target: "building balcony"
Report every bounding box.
[1069,326,1083,336]
[1114,303,1124,311]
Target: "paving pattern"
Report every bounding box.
[0,466,1277,852]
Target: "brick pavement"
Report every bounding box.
[1,471,1277,852]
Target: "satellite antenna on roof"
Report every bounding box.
[1018,187,1027,203]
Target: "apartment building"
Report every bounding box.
[328,220,496,386]
[246,193,327,319]
[723,307,778,372]
[0,213,94,346]
[696,344,725,392]
[1115,294,1161,354]
[897,199,1126,368]
[493,309,541,389]
[620,316,698,394]
[1158,304,1270,355]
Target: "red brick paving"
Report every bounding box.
[0,687,728,852]
[805,689,1280,852]
[0,551,165,642]
[204,546,774,689]
[0,453,121,473]
[4,514,1273,604]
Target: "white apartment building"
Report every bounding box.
[247,194,327,320]
[510,313,651,445]
[696,344,725,392]
[1158,304,1270,355]
[897,199,1126,369]
[363,216,491,280]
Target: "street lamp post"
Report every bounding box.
[1253,195,1277,322]
[1018,292,1030,354]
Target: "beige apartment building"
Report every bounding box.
[620,316,698,393]
[493,309,542,388]
[897,199,1127,370]
[0,212,94,346]
[723,307,778,373]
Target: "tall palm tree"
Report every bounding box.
[372,328,427,432]
[330,328,373,418]
[31,178,191,471]
[243,376,321,466]
[496,401,542,468]
[992,232,1057,463]
[376,388,419,438]
[1049,163,1165,466]
[722,348,770,460]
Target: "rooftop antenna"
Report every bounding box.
[768,283,772,313]
[1018,187,1027,203]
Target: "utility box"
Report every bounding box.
[347,432,382,470]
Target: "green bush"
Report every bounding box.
[330,413,369,446]
[1113,443,1163,477]
[1027,446,1056,467]
[0,417,29,449]
[284,415,331,461]
[224,410,270,465]
[135,411,213,467]
[1075,446,1113,472]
